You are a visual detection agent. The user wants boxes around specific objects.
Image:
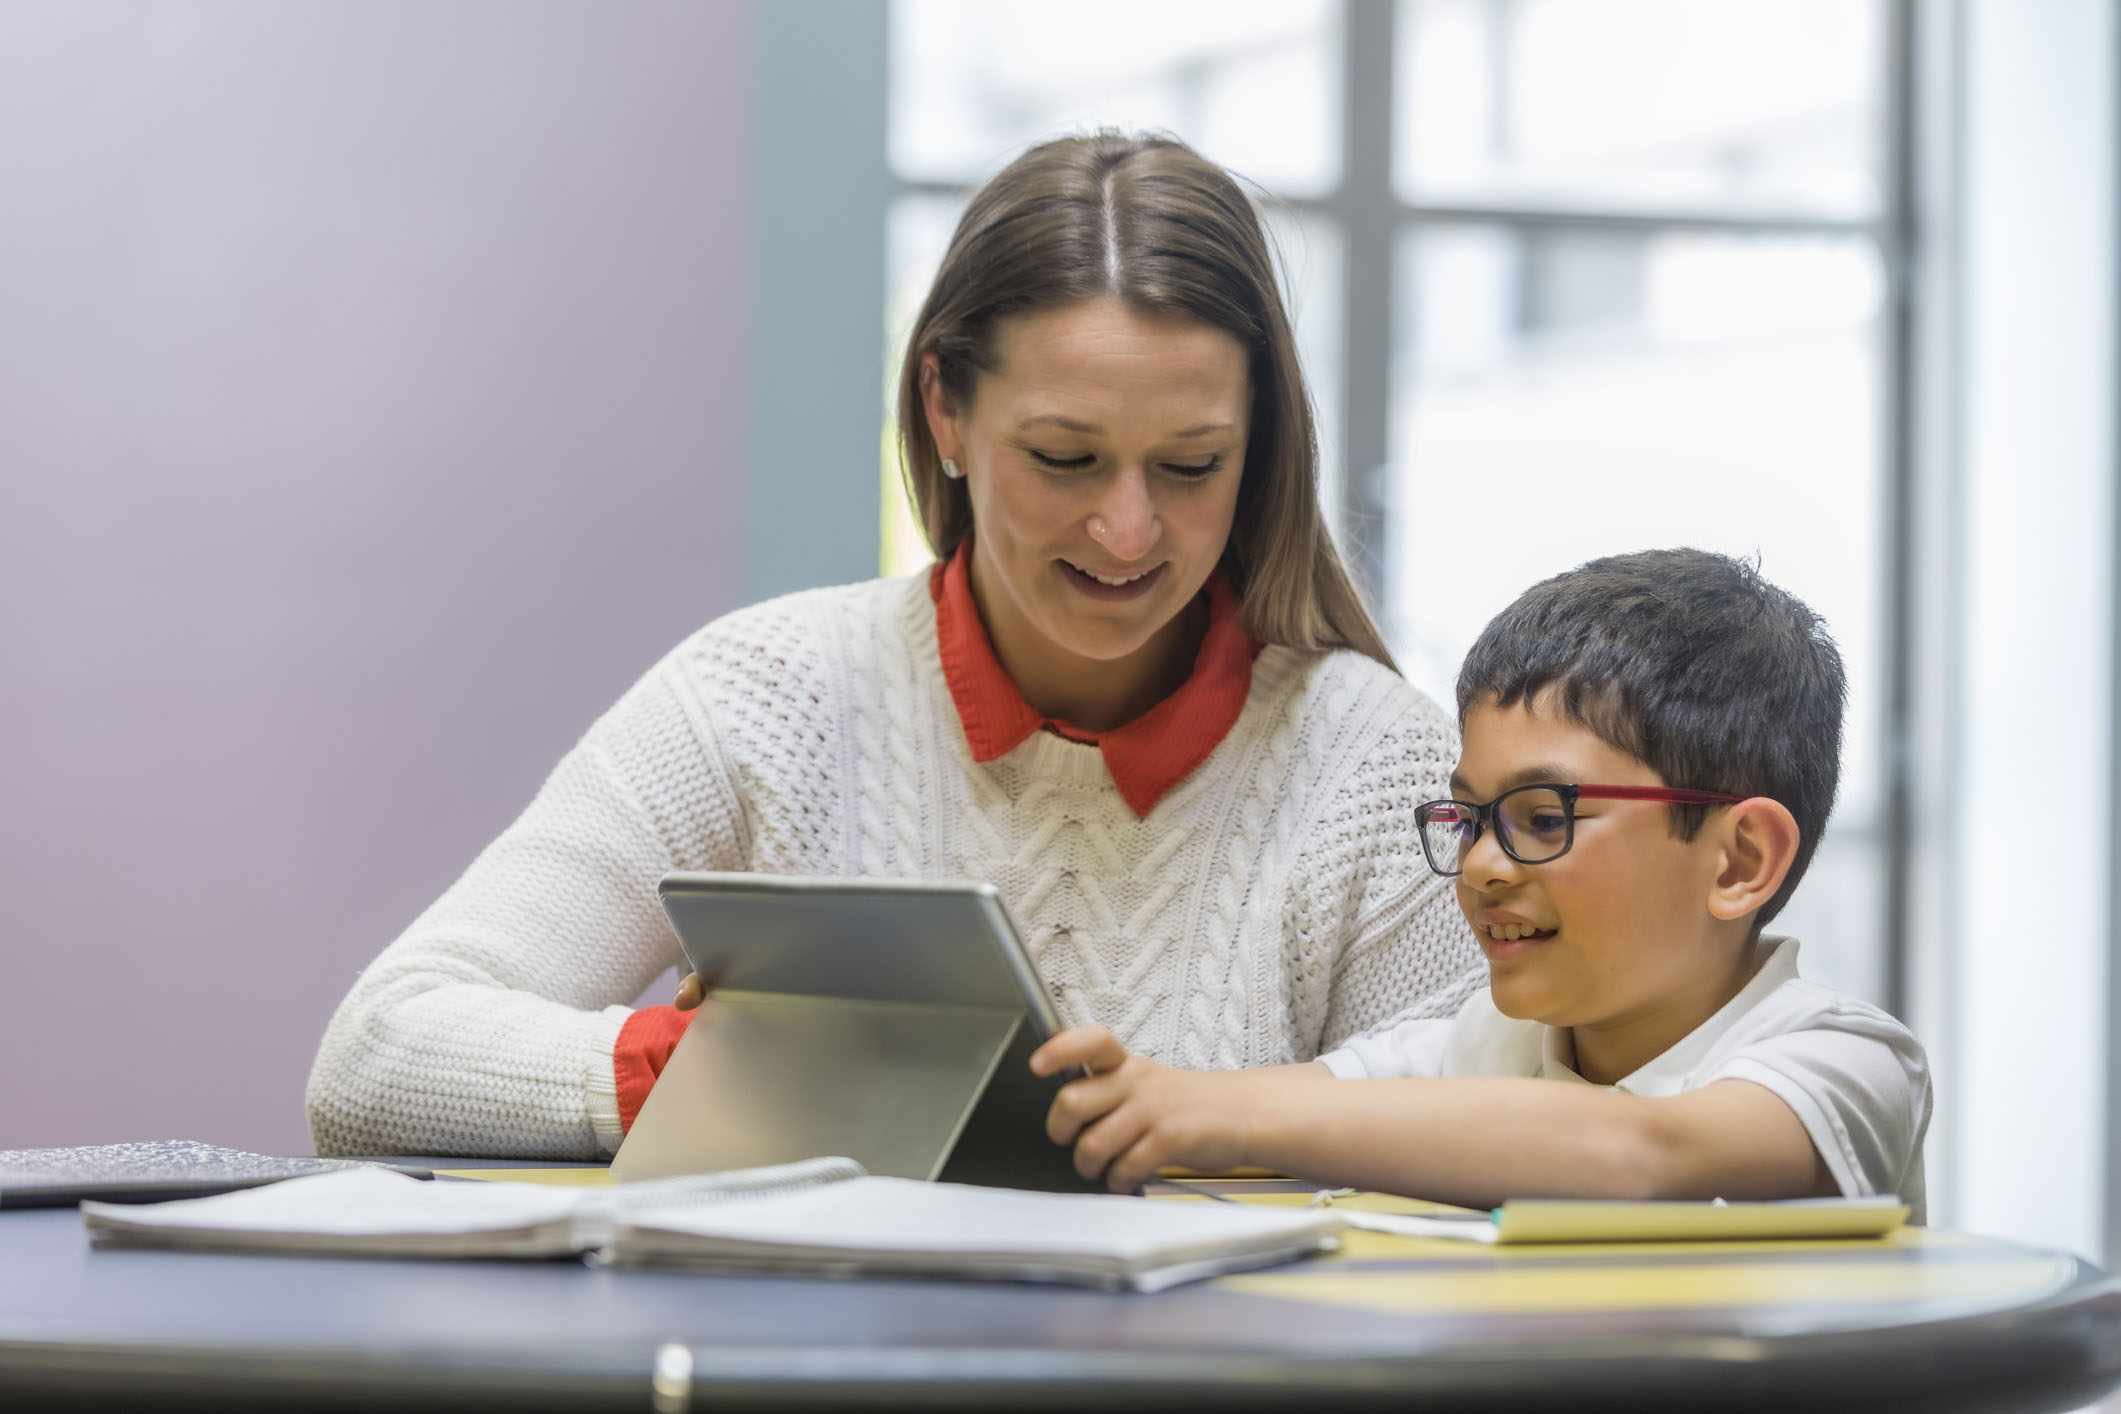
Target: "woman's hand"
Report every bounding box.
[1031,1025,1256,1192]
[672,971,709,1012]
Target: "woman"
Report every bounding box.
[307,132,1480,1159]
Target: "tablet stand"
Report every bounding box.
[610,994,1091,1191]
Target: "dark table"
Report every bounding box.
[4,1160,2118,1412]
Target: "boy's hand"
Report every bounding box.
[1030,1025,1254,1192]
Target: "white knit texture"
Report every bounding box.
[307,574,1483,1158]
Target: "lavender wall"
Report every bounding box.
[0,1,752,1153]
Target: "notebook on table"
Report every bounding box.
[1331,1194,1910,1244]
[80,1161,1342,1292]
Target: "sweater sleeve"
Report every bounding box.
[305,650,748,1159]
[1297,687,1486,1057]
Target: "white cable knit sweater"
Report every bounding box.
[306,572,1482,1158]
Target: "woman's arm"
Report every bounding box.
[305,656,747,1159]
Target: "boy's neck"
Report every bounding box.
[1567,931,1777,1086]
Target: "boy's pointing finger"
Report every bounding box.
[1029,1024,1126,1076]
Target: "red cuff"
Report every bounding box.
[614,1005,694,1134]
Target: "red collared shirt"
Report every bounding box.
[929,541,1260,817]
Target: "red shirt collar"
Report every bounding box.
[930,541,1259,817]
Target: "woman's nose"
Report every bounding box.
[1086,470,1161,562]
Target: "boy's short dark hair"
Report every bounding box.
[1456,548,1846,925]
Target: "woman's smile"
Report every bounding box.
[1059,557,1166,600]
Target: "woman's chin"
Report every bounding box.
[1034,597,1173,662]
[1043,622,1161,667]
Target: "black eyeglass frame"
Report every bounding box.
[1413,783,1746,877]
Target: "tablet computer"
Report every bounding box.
[610,873,1097,1192]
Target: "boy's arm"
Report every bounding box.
[1234,1074,1837,1208]
[1037,1028,1835,1203]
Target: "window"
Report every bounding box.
[1386,0,1893,1005]
[887,0,1904,1007]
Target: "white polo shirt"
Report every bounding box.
[1318,937,1932,1223]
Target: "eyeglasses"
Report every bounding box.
[1413,783,1744,877]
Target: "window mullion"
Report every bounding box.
[1339,0,1399,616]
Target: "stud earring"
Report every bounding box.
[942,458,964,480]
[1088,514,1108,541]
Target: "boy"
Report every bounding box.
[1032,549,1931,1219]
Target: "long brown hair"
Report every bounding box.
[895,131,1396,672]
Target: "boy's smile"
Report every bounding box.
[1452,691,1763,1084]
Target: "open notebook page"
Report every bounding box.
[82,1168,588,1256]
[608,1175,1344,1292]
[81,1157,866,1258]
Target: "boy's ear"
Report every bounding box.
[1706,798,1802,924]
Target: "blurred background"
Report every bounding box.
[0,0,2109,1270]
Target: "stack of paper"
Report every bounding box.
[84,1167,590,1258]
[80,1161,1341,1291]
[606,1176,1343,1292]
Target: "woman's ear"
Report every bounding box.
[1706,798,1802,924]
[918,352,962,463]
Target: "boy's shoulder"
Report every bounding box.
[1628,939,1929,1131]
[1435,936,1925,1086]
[1695,940,1921,1061]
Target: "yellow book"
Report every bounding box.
[1333,1195,1908,1244]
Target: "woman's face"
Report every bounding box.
[922,297,1249,691]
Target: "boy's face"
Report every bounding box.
[1451,693,1732,1033]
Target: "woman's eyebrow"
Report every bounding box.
[1018,414,1102,434]
[1014,415,1237,438]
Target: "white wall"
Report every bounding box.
[1948,0,2114,1259]
[0,0,754,1155]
